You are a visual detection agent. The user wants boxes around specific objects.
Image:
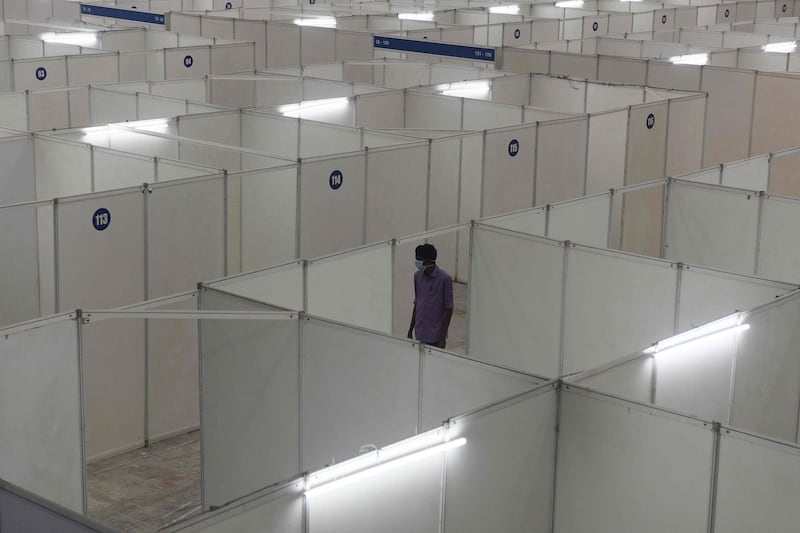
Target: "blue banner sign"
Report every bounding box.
[374,36,495,62]
[80,4,165,25]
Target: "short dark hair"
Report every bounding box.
[415,243,437,261]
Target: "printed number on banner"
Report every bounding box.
[329,170,343,190]
[508,139,520,157]
[184,55,194,68]
[646,114,655,130]
[92,208,111,231]
[35,67,47,81]
[592,21,599,32]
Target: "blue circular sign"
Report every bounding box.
[92,208,111,231]
[184,55,194,68]
[646,113,655,130]
[309,0,315,4]
[508,139,520,157]
[514,28,521,39]
[661,14,668,24]
[782,3,788,12]
[225,1,231,7]
[329,170,343,190]
[35,67,47,81]
[592,21,599,31]
[724,8,730,17]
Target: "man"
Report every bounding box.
[407,243,454,349]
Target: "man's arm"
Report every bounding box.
[407,304,416,339]
[437,308,453,348]
[437,276,455,347]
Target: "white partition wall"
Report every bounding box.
[0,315,84,514]
[206,261,304,312]
[0,201,45,327]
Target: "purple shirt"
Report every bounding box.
[413,266,454,344]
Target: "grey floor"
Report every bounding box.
[86,283,468,532]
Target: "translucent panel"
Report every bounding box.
[365,144,429,241]
[445,388,556,533]
[563,248,677,374]
[34,138,91,199]
[586,110,627,194]
[307,243,392,333]
[421,348,542,431]
[301,320,419,471]
[0,318,83,512]
[665,182,759,275]
[0,204,40,327]
[555,389,714,533]
[535,118,588,205]
[200,300,300,508]
[701,67,754,166]
[468,227,564,377]
[299,154,365,258]
[548,194,610,247]
[210,262,303,311]
[732,297,800,442]
[758,196,800,282]
[573,357,653,403]
[147,178,225,298]
[482,125,536,217]
[723,156,769,190]
[714,432,800,532]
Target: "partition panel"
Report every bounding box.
[355,91,404,129]
[530,75,585,114]
[701,67,755,166]
[752,73,800,155]
[535,118,587,205]
[307,243,392,333]
[421,348,542,431]
[667,96,705,176]
[148,177,225,297]
[586,110,627,193]
[93,150,153,192]
[26,90,69,131]
[483,207,546,235]
[242,112,297,160]
[301,122,361,158]
[482,125,536,217]
[299,154,365,258]
[67,54,118,86]
[572,357,653,403]
[200,303,300,509]
[664,181,759,275]
[209,262,303,311]
[405,93,461,129]
[555,388,713,533]
[625,102,667,184]
[267,23,300,68]
[240,166,298,270]
[767,148,800,197]
[14,57,66,91]
[549,52,597,80]
[0,93,27,130]
[714,431,800,532]
[35,138,91,199]
[57,189,145,310]
[301,319,419,471]
[548,194,610,247]
[89,88,136,125]
[586,82,642,112]
[336,31,374,62]
[733,298,800,442]
[468,227,564,377]
[166,48,210,80]
[445,387,557,533]
[0,317,83,513]
[491,75,529,105]
[647,61,701,92]
[179,112,241,147]
[563,247,676,374]
[463,99,520,130]
[301,27,336,66]
[0,204,40,327]
[758,196,800,282]
[0,137,34,204]
[723,156,768,191]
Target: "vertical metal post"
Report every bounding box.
[53,198,60,313]
[706,422,722,533]
[746,72,758,158]
[663,99,671,179]
[673,262,683,335]
[606,190,614,249]
[660,179,672,259]
[295,161,302,259]
[479,131,487,218]
[302,260,308,313]
[753,191,765,276]
[464,222,476,354]
[298,314,306,474]
[362,147,369,245]
[548,383,562,533]
[75,310,89,514]
[89,145,96,193]
[417,343,424,434]
[426,139,433,231]
[390,240,396,334]
[196,285,206,509]
[143,183,150,447]
[558,242,571,377]
[532,122,539,206]
[765,153,773,195]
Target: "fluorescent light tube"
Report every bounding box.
[438,80,491,98]
[278,97,349,117]
[398,12,434,21]
[305,438,466,498]
[41,31,98,46]
[645,315,749,357]
[555,1,584,8]
[293,16,336,28]
[114,118,170,132]
[763,41,796,53]
[669,53,708,65]
[489,4,520,14]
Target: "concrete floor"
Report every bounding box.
[86,283,468,532]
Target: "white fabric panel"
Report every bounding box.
[491,75,530,106]
[267,23,300,68]
[200,306,300,508]
[37,204,55,317]
[66,54,118,86]
[549,52,597,80]
[88,88,136,125]
[563,248,676,374]
[597,38,640,57]
[307,243,392,333]
[156,159,216,181]
[212,262,303,311]
[148,178,225,297]
[234,19,267,69]
[665,182,759,274]
[299,154,365,258]
[0,318,83,512]
[484,207,546,235]
[666,96,705,177]
[647,62,701,92]
[384,63,430,89]
[427,136,463,229]
[463,99,521,130]
[34,138,91,199]
[752,73,800,155]
[179,113,241,146]
[574,358,653,404]
[562,19,583,40]
[136,94,186,120]
[583,16,607,37]
[459,135,483,277]
[421,348,542,431]
[767,148,800,197]
[405,92,461,129]
[468,228,564,377]
[535,118,587,205]
[241,113,297,159]
[482,126,536,217]
[355,92,404,129]
[596,56,647,85]
[301,320,419,470]
[301,122,360,158]
[0,204,40,327]
[57,190,145,309]
[555,389,713,533]
[0,137,34,204]
[366,144,429,241]
[681,167,720,185]
[102,129,178,160]
[531,75,585,114]
[202,17,234,39]
[211,43,253,75]
[0,93,27,130]
[587,83,642,113]
[715,433,800,532]
[308,453,442,533]
[586,110,627,194]
[701,67,754,166]
[81,317,146,460]
[300,27,335,66]
[618,183,665,257]
[27,90,69,131]
[499,49,550,77]
[758,196,800,282]
[445,388,556,533]
[165,48,209,80]
[737,50,788,72]
[14,57,66,91]
[68,88,90,129]
[240,167,298,270]
[335,31,374,62]
[210,77,256,109]
[625,102,667,184]
[723,156,768,190]
[548,195,610,247]
[93,150,152,192]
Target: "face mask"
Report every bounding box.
[415,260,425,271]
